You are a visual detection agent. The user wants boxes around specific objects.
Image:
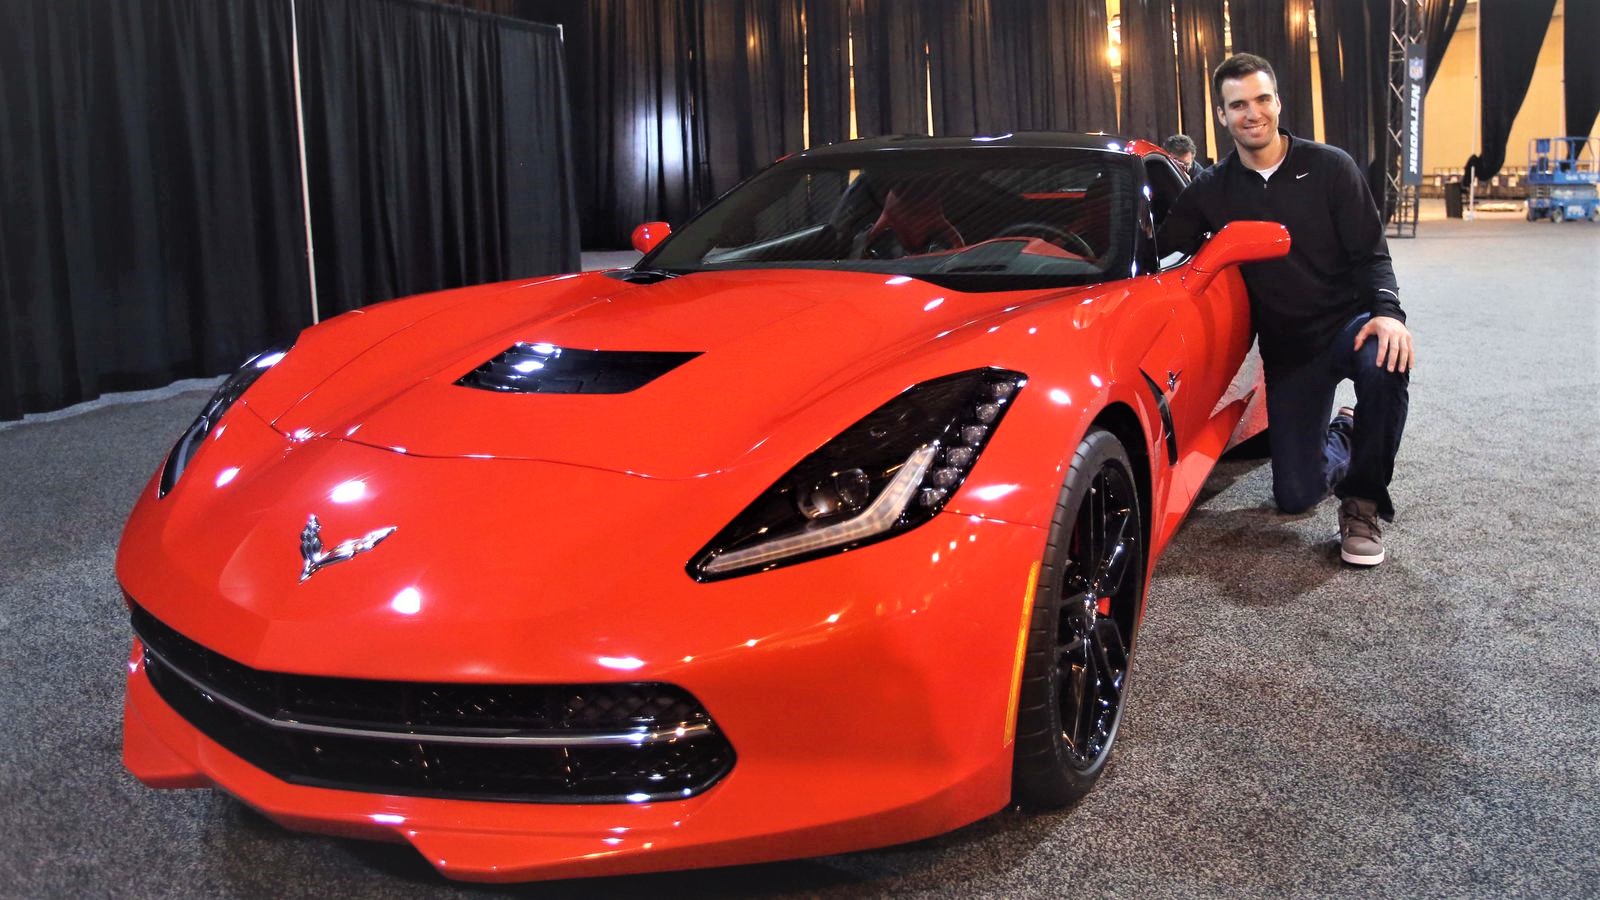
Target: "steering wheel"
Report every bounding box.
[993,223,1095,259]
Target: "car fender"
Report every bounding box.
[939,275,1178,534]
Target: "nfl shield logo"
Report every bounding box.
[1409,56,1425,81]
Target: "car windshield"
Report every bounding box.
[642,148,1137,292]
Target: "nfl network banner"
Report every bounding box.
[1404,42,1426,186]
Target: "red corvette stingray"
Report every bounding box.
[118,134,1287,882]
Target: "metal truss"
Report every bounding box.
[1385,0,1423,237]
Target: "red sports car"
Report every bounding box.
[118,134,1287,882]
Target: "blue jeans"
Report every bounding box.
[1264,313,1409,520]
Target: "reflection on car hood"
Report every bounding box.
[266,269,1064,478]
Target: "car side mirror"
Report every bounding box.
[1182,221,1291,294]
[631,221,671,255]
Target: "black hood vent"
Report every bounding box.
[456,342,701,394]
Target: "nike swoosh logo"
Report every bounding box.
[1296,172,1310,179]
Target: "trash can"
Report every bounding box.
[1444,181,1464,218]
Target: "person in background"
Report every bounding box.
[1163,134,1204,178]
[1159,53,1414,567]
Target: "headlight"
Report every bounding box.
[689,368,1026,580]
[157,346,290,497]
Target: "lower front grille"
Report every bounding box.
[130,603,734,803]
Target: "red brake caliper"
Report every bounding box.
[1096,596,1112,616]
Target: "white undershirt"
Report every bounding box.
[1252,135,1291,181]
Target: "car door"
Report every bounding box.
[1141,155,1254,515]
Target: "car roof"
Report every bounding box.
[792,132,1148,159]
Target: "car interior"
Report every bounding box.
[700,160,1128,278]
[1142,153,1193,268]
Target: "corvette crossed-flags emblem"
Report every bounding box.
[298,514,397,582]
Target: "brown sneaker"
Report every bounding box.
[1338,497,1384,566]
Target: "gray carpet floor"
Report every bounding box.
[2,214,1596,898]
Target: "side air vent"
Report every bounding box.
[456,343,701,395]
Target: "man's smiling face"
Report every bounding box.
[1217,71,1282,151]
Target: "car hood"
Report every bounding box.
[264,269,1056,479]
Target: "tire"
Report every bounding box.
[1552,207,1566,224]
[1012,427,1145,808]
[1590,207,1599,223]
[1526,208,1538,222]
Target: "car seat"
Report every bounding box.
[859,181,964,257]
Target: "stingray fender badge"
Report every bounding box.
[299,514,397,582]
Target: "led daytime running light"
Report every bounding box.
[701,444,939,575]
[690,368,1026,580]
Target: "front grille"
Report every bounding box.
[456,342,700,394]
[130,604,734,803]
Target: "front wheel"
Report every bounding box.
[1012,428,1145,807]
[1552,206,1566,223]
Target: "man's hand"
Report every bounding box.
[1354,315,1414,373]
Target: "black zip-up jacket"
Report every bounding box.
[1158,130,1403,369]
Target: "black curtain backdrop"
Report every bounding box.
[1,0,580,420]
[1228,0,1262,58]
[1422,0,1467,90]
[987,0,1110,132]
[1119,0,1180,144]
[1469,0,1556,179]
[1175,0,1230,160]
[863,0,1113,136]
[1282,0,1316,139]
[437,0,521,13]
[805,0,853,147]
[1566,0,1600,144]
[989,1,1039,130]
[1314,0,1384,190]
[531,0,699,248]
[1311,0,1343,150]
[692,3,742,201]
[496,15,582,278]
[300,0,577,316]
[1061,0,1117,133]
[1228,0,1286,84]
[926,0,1000,136]
[849,0,928,136]
[0,0,309,421]
[694,0,806,198]
[753,0,810,162]
[591,0,696,245]
[520,0,1284,246]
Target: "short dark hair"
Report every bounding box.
[1212,53,1278,106]
[1163,134,1198,156]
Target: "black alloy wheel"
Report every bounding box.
[1013,427,1145,807]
